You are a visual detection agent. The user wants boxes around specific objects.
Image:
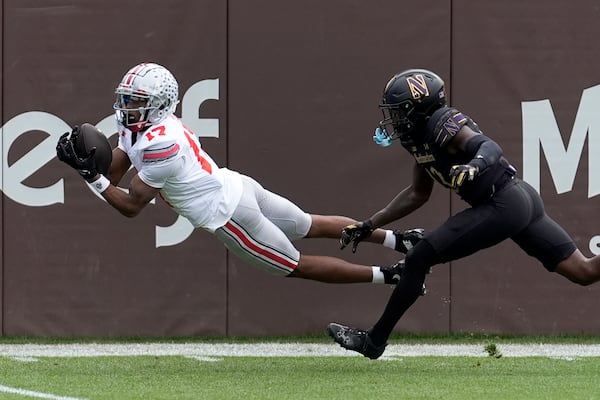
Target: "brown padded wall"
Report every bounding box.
[2,0,229,336]
[1,0,599,337]
[450,0,600,334]
[227,0,452,335]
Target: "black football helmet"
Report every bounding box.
[375,69,446,147]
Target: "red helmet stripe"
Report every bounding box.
[124,63,148,86]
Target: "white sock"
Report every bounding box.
[383,230,396,249]
[372,266,385,284]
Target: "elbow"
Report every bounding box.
[103,188,149,218]
[118,206,142,218]
[411,192,431,207]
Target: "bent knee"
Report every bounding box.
[405,240,437,274]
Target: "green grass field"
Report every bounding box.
[0,336,599,400]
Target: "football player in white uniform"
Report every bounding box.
[57,62,423,284]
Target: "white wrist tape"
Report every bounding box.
[90,175,110,193]
[383,230,396,249]
[372,266,384,284]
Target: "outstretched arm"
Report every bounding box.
[107,148,132,186]
[101,174,160,218]
[339,163,432,253]
[57,129,160,218]
[367,163,433,229]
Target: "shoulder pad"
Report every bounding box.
[137,118,184,162]
[426,107,469,147]
[142,139,180,163]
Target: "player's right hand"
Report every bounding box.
[449,164,479,189]
[340,220,374,253]
[56,128,98,181]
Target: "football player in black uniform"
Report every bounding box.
[328,69,600,359]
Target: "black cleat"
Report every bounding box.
[327,322,386,360]
[380,259,428,295]
[394,228,425,253]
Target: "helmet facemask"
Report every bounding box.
[376,100,418,147]
[114,94,155,132]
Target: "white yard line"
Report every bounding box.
[0,384,88,400]
[0,342,600,358]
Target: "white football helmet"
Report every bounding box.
[113,62,180,132]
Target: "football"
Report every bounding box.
[73,123,112,176]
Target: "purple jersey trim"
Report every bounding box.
[435,112,468,146]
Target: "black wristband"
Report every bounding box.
[469,156,487,171]
[465,135,502,172]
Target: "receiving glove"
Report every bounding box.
[340,219,374,253]
[449,164,479,189]
[56,127,99,181]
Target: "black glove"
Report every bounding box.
[340,219,374,253]
[56,127,99,181]
[393,228,425,253]
[449,164,479,189]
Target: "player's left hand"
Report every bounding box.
[340,220,374,253]
[449,164,479,189]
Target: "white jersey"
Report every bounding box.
[117,115,243,232]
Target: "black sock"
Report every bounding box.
[369,241,435,346]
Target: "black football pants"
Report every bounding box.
[369,178,576,346]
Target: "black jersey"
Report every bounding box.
[401,106,516,205]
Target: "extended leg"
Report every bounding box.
[290,254,406,285]
[328,240,435,358]
[555,249,600,285]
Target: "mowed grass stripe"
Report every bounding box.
[1,355,599,400]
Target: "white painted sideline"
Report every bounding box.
[1,343,600,358]
[0,384,88,400]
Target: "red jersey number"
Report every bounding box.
[144,125,212,174]
[183,127,213,174]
